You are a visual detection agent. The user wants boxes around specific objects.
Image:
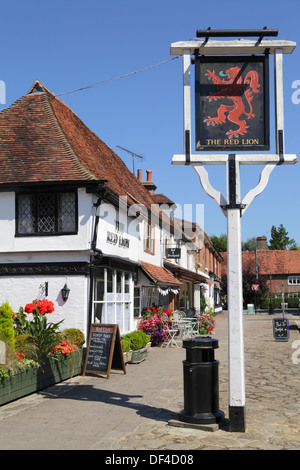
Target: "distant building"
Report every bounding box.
[221,236,300,300]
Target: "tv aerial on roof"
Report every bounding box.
[116,145,143,175]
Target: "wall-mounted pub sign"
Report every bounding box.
[195,55,270,151]
[166,247,181,259]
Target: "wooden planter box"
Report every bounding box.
[0,349,83,406]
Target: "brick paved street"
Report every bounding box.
[0,311,299,451]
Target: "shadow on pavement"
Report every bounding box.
[40,383,179,423]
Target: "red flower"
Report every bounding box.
[24,299,55,315]
[15,352,25,362]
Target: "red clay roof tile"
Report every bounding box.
[221,250,300,276]
[0,80,158,212]
[140,260,182,287]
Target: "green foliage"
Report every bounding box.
[210,233,227,252]
[242,266,268,306]
[121,336,131,353]
[15,334,39,361]
[287,297,300,308]
[242,237,257,251]
[12,307,28,336]
[0,302,15,359]
[259,297,283,309]
[62,328,85,348]
[25,311,64,356]
[122,331,150,351]
[268,224,296,250]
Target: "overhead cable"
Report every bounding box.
[55,56,180,97]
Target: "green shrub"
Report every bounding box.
[0,302,15,361]
[287,297,300,308]
[122,331,150,351]
[15,334,39,361]
[135,330,150,347]
[259,297,282,309]
[128,331,144,350]
[121,336,131,352]
[63,328,85,347]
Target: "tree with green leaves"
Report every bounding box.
[268,224,296,250]
[210,233,227,252]
[242,237,257,251]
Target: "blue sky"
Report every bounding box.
[1,0,299,245]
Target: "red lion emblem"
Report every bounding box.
[204,66,260,139]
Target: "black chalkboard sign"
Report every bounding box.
[83,324,126,379]
[272,317,290,342]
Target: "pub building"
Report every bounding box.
[0,81,221,343]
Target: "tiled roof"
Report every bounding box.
[139,260,182,287]
[0,80,157,211]
[151,193,176,206]
[221,250,300,276]
[164,260,209,282]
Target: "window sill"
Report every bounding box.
[15,232,78,237]
[144,249,155,256]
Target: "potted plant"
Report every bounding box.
[121,331,151,363]
[197,308,215,335]
[139,306,169,346]
[0,300,84,406]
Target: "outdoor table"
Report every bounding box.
[184,318,200,337]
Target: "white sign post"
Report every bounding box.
[170,30,297,432]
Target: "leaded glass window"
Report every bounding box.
[16,191,77,235]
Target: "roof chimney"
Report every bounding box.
[137,169,143,182]
[140,169,157,194]
[257,236,267,250]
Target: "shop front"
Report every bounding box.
[164,261,209,315]
[91,256,138,335]
[138,260,182,314]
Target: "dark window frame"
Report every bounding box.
[15,189,78,237]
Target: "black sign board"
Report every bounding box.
[272,318,290,342]
[166,247,181,259]
[83,324,126,379]
[195,55,270,151]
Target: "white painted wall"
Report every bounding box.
[0,189,92,253]
[0,275,89,343]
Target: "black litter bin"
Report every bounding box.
[179,336,224,425]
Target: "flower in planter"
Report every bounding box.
[14,352,25,362]
[49,340,78,358]
[14,299,64,357]
[198,312,215,335]
[140,307,168,346]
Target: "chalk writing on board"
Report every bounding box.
[272,318,289,341]
[83,324,126,379]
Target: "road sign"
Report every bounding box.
[251,284,260,291]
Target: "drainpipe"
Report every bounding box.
[87,186,107,333]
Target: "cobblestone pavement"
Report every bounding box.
[0,311,299,451]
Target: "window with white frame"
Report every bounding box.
[134,287,141,318]
[288,276,300,285]
[93,267,133,334]
[144,220,155,254]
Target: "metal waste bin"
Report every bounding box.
[179,337,224,425]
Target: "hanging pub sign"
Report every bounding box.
[166,247,181,259]
[195,55,270,151]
